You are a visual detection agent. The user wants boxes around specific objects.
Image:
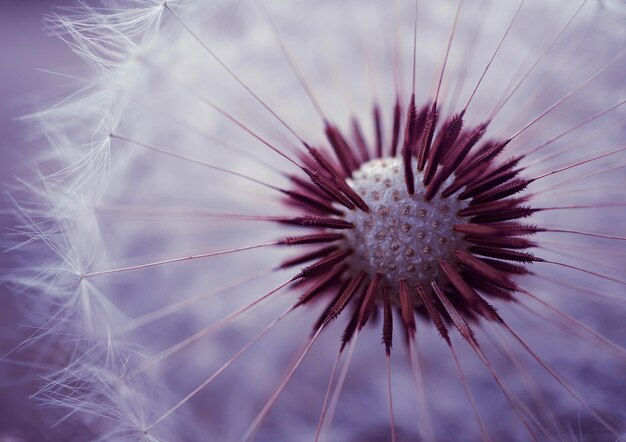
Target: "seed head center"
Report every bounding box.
[343,158,468,295]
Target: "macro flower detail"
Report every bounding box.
[279,102,540,340]
[6,0,626,441]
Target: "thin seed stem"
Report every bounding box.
[83,241,279,278]
[408,338,435,442]
[464,0,526,111]
[542,260,626,286]
[411,0,419,95]
[489,0,589,119]
[258,1,326,121]
[318,330,360,442]
[532,272,626,303]
[539,203,626,210]
[314,347,343,442]
[434,0,464,104]
[531,162,626,195]
[127,278,292,378]
[144,305,295,433]
[242,324,326,441]
[524,99,626,157]
[110,133,283,191]
[122,267,275,333]
[164,3,305,145]
[531,145,626,181]
[136,54,302,167]
[500,323,619,436]
[508,50,624,141]
[518,288,626,361]
[386,351,397,442]
[540,229,626,241]
[95,206,290,223]
[447,340,491,442]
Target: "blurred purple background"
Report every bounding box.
[0,1,80,440]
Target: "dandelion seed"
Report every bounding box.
[6,0,626,441]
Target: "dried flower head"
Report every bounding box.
[7,0,626,441]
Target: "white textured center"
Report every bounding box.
[343,158,468,297]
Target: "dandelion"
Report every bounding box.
[7,0,626,440]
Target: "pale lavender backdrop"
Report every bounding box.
[0,1,84,440]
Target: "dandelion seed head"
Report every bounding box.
[6,0,626,440]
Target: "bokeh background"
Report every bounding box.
[1,1,624,441]
[0,1,78,440]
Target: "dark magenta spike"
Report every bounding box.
[476,155,524,182]
[459,168,521,200]
[352,117,371,163]
[439,258,502,322]
[402,95,418,195]
[382,286,393,354]
[282,216,353,230]
[281,189,343,215]
[425,123,488,200]
[462,272,515,301]
[305,144,343,178]
[373,104,384,158]
[328,271,367,320]
[424,111,464,186]
[470,178,533,205]
[464,235,536,249]
[295,248,353,280]
[445,287,480,325]
[398,280,416,336]
[456,136,495,172]
[390,98,402,157]
[413,104,430,144]
[416,102,439,171]
[454,222,540,237]
[304,147,369,212]
[454,223,500,236]
[358,274,382,329]
[483,223,541,236]
[453,250,518,291]
[431,281,478,343]
[470,206,539,224]
[445,123,488,168]
[457,139,509,179]
[299,147,320,171]
[279,233,344,246]
[443,150,521,198]
[341,302,362,350]
[303,142,370,212]
[441,162,489,198]
[302,168,355,210]
[403,152,416,195]
[289,174,330,200]
[478,258,529,275]
[470,246,542,263]
[325,122,359,176]
[280,245,338,269]
[334,179,370,212]
[297,264,348,306]
[458,198,528,217]
[441,129,468,168]
[424,172,447,202]
[415,282,450,344]
[424,126,448,186]
[313,280,350,332]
